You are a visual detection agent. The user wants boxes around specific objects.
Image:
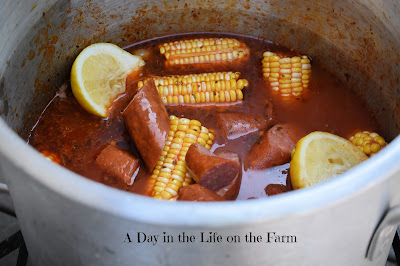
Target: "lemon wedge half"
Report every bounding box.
[290,131,368,189]
[70,43,145,117]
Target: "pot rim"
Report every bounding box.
[0,118,399,227]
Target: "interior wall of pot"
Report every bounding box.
[1,0,400,140]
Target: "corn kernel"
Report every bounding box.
[148,116,214,199]
[160,38,248,65]
[349,131,387,157]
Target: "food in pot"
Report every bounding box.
[349,131,387,156]
[186,143,240,191]
[290,132,368,189]
[147,115,214,200]
[217,112,268,140]
[28,33,386,201]
[262,51,311,97]
[70,43,144,117]
[177,184,225,202]
[137,72,248,105]
[246,124,306,169]
[159,38,249,65]
[95,144,140,186]
[213,151,242,200]
[264,184,289,196]
[122,78,170,171]
[40,150,61,164]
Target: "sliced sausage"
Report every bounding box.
[214,151,242,200]
[122,79,170,171]
[95,144,140,185]
[186,144,240,191]
[246,124,305,169]
[217,112,264,139]
[177,184,225,202]
[264,184,289,196]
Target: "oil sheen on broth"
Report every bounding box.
[27,33,380,200]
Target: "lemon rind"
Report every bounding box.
[70,43,145,117]
[290,131,367,189]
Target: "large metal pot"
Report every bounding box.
[1,0,400,265]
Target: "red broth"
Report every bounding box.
[27,33,380,199]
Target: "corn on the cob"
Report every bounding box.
[138,72,248,105]
[159,38,249,65]
[148,116,214,200]
[41,150,61,164]
[262,51,311,97]
[349,131,387,156]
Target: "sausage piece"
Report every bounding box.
[122,79,170,171]
[264,184,289,196]
[95,144,140,185]
[246,124,305,169]
[217,112,263,139]
[214,151,242,200]
[186,144,240,191]
[177,184,225,202]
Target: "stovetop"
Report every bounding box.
[0,191,399,266]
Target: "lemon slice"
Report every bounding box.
[290,131,368,189]
[70,43,145,117]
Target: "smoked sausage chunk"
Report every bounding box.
[217,100,274,140]
[214,151,242,200]
[186,144,240,191]
[95,144,140,185]
[177,184,225,202]
[217,112,264,139]
[246,124,305,169]
[122,79,170,171]
[264,184,289,196]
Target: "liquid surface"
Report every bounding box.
[28,33,380,199]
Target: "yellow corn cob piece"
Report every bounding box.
[137,72,248,105]
[349,131,387,156]
[148,115,215,200]
[159,38,249,65]
[40,150,61,164]
[262,51,311,97]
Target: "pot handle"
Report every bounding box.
[366,206,400,261]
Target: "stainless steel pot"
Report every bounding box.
[1,0,400,265]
